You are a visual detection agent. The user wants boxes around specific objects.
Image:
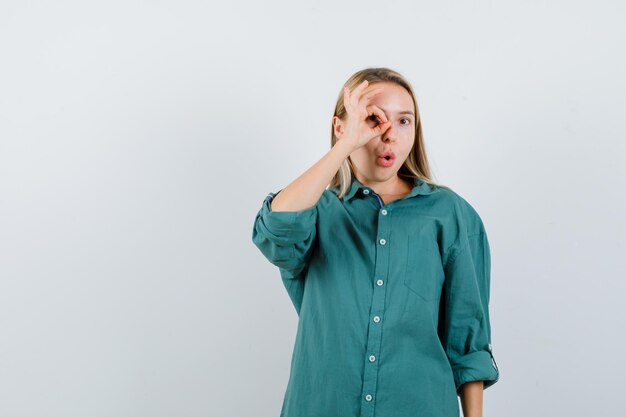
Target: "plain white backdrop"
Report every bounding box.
[1,1,625,416]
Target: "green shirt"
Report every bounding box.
[252,176,500,417]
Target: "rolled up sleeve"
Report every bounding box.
[251,190,318,280]
[440,230,500,395]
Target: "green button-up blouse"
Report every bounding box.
[252,176,500,417]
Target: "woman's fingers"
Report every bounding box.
[345,80,383,115]
[366,104,391,135]
[359,87,384,106]
[349,80,370,108]
[367,105,388,124]
[353,79,369,96]
[374,119,391,134]
[343,87,351,111]
[342,81,392,142]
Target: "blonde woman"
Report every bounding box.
[252,67,500,417]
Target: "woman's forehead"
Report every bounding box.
[366,83,414,115]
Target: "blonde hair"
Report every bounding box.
[329,67,448,198]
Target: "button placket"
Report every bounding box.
[361,187,384,208]
[359,197,390,417]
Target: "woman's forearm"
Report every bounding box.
[459,380,484,417]
[270,139,355,212]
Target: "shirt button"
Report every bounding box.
[379,238,386,245]
[363,189,370,194]
[365,394,373,401]
[369,355,376,362]
[373,315,381,323]
[376,279,384,286]
[381,209,387,215]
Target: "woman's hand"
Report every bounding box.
[338,79,391,151]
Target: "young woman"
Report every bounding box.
[252,67,500,417]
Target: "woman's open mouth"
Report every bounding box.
[376,155,395,167]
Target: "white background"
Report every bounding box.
[1,1,625,416]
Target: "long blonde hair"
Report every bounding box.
[329,67,447,198]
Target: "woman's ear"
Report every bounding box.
[332,116,344,138]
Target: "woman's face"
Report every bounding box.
[342,82,416,186]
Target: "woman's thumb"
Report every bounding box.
[375,121,391,134]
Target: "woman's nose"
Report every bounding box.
[382,126,395,141]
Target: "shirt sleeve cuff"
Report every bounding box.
[260,191,317,242]
[451,349,500,394]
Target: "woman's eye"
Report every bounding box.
[401,118,411,125]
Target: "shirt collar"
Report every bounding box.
[335,176,438,202]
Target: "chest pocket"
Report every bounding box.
[404,233,445,302]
